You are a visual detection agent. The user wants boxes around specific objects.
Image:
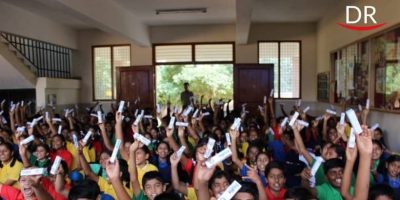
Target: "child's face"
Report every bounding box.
[328,130,338,143]
[156,143,169,159]
[325,167,343,188]
[143,179,165,200]
[0,145,12,162]
[210,176,229,197]
[233,192,255,200]
[387,161,400,178]
[256,154,269,172]
[99,152,110,168]
[373,130,383,140]
[372,144,383,160]
[36,146,48,160]
[247,147,259,163]
[267,168,286,192]
[249,131,258,141]
[240,132,248,142]
[196,144,207,162]
[19,176,35,199]
[135,149,148,165]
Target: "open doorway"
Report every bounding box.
[156,64,233,108]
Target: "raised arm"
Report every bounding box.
[293,123,313,165]
[99,123,114,151]
[55,165,69,198]
[244,166,267,200]
[341,146,358,200]
[230,129,244,168]
[177,127,191,155]
[106,159,131,200]
[170,153,188,194]
[196,161,216,200]
[18,144,31,168]
[128,141,142,197]
[78,143,99,182]
[115,112,128,161]
[353,126,373,200]
[30,176,53,200]
[322,114,330,142]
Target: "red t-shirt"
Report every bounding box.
[265,186,287,200]
[50,149,73,170]
[1,178,67,200]
[272,126,281,140]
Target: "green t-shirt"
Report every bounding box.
[29,155,51,168]
[316,182,354,200]
[311,158,327,185]
[132,190,148,200]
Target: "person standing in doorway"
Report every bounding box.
[180,82,194,109]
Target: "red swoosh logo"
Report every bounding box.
[337,22,385,31]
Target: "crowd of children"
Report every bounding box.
[0,97,399,200]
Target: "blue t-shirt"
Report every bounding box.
[240,165,267,187]
[267,140,285,162]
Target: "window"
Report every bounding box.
[259,41,301,98]
[154,43,234,64]
[93,45,130,100]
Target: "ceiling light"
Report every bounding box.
[155,8,207,15]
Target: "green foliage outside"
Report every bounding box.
[386,64,400,95]
[156,64,233,106]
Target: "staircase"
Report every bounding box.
[0,32,72,78]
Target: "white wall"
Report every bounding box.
[36,77,81,111]
[316,0,400,152]
[0,1,78,49]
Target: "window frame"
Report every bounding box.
[92,44,131,101]
[152,42,235,65]
[258,40,302,99]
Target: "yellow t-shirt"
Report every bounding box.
[240,142,249,156]
[0,160,23,188]
[67,142,96,170]
[186,187,197,200]
[137,163,159,188]
[98,176,133,199]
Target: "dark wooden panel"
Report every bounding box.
[234,64,274,114]
[117,66,155,110]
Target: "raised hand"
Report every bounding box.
[166,127,174,138]
[243,165,262,184]
[300,168,311,180]
[345,146,358,162]
[129,140,140,153]
[115,112,122,124]
[169,153,180,167]
[229,129,239,139]
[105,158,120,181]
[356,125,373,155]
[196,161,216,183]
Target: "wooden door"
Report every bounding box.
[234,64,274,114]
[117,66,155,110]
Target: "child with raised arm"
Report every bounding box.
[341,125,373,200]
[129,140,166,200]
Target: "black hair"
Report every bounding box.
[183,82,189,86]
[368,184,395,200]
[193,138,209,161]
[372,140,383,150]
[154,192,181,200]
[265,161,285,177]
[284,186,313,200]
[119,159,131,188]
[235,181,258,200]
[68,179,100,200]
[142,171,164,187]
[35,143,50,153]
[138,144,151,155]
[323,158,345,174]
[0,142,16,168]
[329,144,345,160]
[208,170,231,189]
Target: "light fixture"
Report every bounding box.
[155,8,207,15]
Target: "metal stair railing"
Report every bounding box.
[0,32,72,78]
